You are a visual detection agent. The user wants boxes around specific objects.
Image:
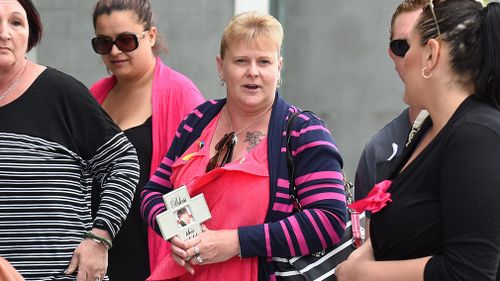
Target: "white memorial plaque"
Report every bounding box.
[156,185,212,241]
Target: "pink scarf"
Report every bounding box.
[90,56,205,275]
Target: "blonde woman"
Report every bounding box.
[141,11,348,281]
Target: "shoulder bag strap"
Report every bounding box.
[286,110,312,211]
[286,110,365,247]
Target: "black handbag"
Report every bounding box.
[273,111,366,281]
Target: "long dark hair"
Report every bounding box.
[417,0,500,108]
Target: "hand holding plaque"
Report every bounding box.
[156,185,212,241]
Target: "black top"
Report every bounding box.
[371,96,500,281]
[0,67,139,280]
[96,117,153,280]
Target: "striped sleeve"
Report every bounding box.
[140,153,176,231]
[140,102,211,232]
[89,132,139,238]
[239,111,347,258]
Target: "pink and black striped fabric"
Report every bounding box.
[140,94,347,281]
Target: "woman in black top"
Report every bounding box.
[337,1,500,280]
[88,0,204,279]
[0,1,139,280]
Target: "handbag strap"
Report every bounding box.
[285,110,364,247]
[286,111,310,211]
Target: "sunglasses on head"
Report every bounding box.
[91,31,147,55]
[389,39,410,57]
[428,0,442,38]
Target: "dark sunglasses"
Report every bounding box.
[389,39,409,57]
[206,132,237,172]
[91,31,147,55]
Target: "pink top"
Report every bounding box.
[90,57,205,274]
[149,112,269,281]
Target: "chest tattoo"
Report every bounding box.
[244,131,266,151]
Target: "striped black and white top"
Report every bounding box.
[0,68,139,280]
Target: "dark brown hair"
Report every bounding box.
[390,0,428,40]
[92,0,166,55]
[17,0,43,52]
[417,0,500,108]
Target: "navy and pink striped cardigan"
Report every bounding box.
[141,93,347,280]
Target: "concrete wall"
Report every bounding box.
[35,0,233,99]
[278,0,405,177]
[34,0,407,178]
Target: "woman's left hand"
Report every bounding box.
[65,228,109,281]
[184,225,240,266]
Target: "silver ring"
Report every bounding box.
[194,245,200,255]
[196,255,203,263]
[95,277,102,281]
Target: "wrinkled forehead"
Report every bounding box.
[0,0,27,14]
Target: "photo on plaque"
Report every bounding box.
[176,206,194,228]
[156,185,211,241]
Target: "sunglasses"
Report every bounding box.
[389,39,409,57]
[206,132,237,172]
[91,31,147,55]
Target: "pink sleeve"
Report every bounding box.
[89,76,116,104]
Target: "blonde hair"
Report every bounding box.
[220,11,283,58]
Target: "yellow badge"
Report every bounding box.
[181,152,197,161]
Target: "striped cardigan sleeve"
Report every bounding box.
[239,111,347,258]
[88,132,140,238]
[140,148,177,231]
[140,101,216,232]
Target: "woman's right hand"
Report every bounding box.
[170,237,195,275]
[65,239,108,281]
[346,239,374,261]
[336,240,374,281]
[65,228,110,281]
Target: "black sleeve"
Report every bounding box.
[424,123,500,281]
[53,70,140,237]
[54,70,123,160]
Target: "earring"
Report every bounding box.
[421,67,432,79]
[277,73,283,88]
[219,75,226,87]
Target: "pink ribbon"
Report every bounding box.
[348,180,393,214]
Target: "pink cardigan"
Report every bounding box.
[90,57,205,275]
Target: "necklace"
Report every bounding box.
[225,105,272,144]
[205,105,271,172]
[0,63,28,100]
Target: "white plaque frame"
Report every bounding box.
[156,185,212,241]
